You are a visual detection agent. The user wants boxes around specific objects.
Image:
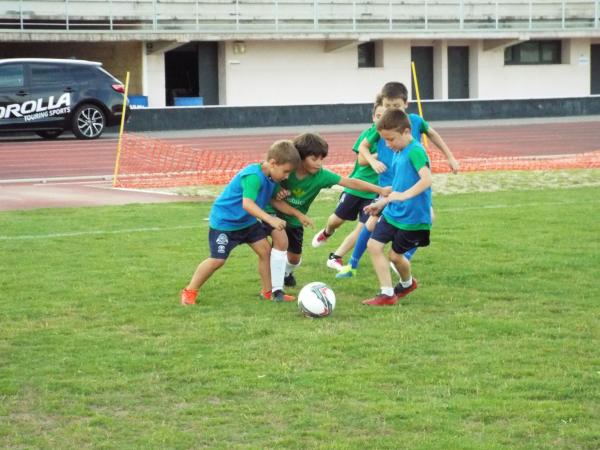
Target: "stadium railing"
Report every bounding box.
[1,0,598,33]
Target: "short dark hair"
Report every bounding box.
[372,96,383,116]
[292,132,329,160]
[377,109,411,133]
[380,82,408,102]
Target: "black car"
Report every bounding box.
[0,58,129,139]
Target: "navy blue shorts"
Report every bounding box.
[261,221,305,254]
[208,222,267,259]
[334,192,373,223]
[371,216,430,254]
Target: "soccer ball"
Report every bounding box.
[298,282,336,318]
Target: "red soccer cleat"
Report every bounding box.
[362,293,398,306]
[394,278,418,299]
[180,288,198,305]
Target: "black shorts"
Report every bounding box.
[371,216,430,254]
[208,222,267,259]
[334,192,374,223]
[261,221,305,255]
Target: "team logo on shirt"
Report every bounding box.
[288,188,306,206]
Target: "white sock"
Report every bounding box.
[381,286,394,296]
[400,276,413,288]
[271,249,287,292]
[285,258,301,276]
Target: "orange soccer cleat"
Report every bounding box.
[180,288,198,306]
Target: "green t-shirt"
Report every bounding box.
[241,172,280,200]
[267,168,342,228]
[345,124,379,200]
[352,125,375,151]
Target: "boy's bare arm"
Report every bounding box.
[391,166,432,201]
[358,138,386,173]
[270,199,315,228]
[338,177,391,197]
[242,198,286,231]
[426,126,459,174]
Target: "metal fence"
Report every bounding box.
[1,0,598,33]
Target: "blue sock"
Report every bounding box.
[404,247,417,261]
[350,227,373,269]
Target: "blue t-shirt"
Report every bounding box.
[209,163,277,231]
[377,113,429,187]
[382,139,432,230]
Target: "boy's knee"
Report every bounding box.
[209,258,226,269]
[288,253,301,265]
[271,230,288,251]
[328,213,344,227]
[272,239,287,251]
[367,239,381,253]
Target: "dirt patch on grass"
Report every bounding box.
[170,169,600,199]
[433,169,600,195]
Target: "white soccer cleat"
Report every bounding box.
[327,254,344,271]
[311,229,330,248]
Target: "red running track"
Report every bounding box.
[1,120,600,181]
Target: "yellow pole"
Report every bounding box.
[113,71,130,187]
[411,61,429,148]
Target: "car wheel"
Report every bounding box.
[72,103,106,139]
[36,130,63,139]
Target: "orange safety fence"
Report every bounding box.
[114,132,600,189]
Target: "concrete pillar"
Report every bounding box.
[143,44,166,108]
[433,40,448,100]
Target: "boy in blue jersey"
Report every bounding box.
[362,109,432,306]
[336,81,458,279]
[180,140,301,306]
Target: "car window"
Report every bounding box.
[30,63,66,85]
[0,64,25,89]
[66,64,98,82]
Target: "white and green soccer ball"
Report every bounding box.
[298,282,336,318]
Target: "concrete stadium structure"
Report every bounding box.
[1,0,600,107]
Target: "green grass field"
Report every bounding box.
[1,172,599,449]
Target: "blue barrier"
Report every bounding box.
[128,95,148,108]
[174,96,204,106]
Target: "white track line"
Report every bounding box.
[0,175,113,185]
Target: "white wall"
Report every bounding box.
[221,40,413,106]
[141,37,594,106]
[143,49,167,107]
[475,39,591,99]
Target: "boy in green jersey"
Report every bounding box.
[310,100,387,270]
[262,132,390,288]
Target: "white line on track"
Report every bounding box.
[93,185,181,196]
[0,175,113,185]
